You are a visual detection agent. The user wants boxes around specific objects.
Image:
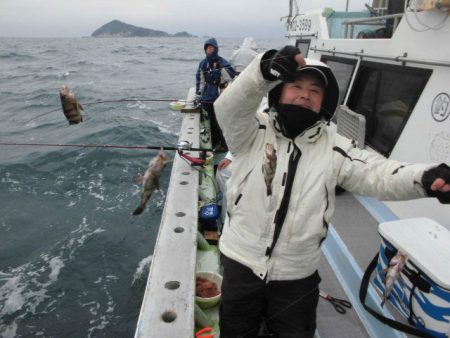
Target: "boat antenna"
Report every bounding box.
[283,0,300,28]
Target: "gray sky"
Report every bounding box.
[0,0,368,38]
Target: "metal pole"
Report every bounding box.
[310,47,450,67]
[346,0,349,12]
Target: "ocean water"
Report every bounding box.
[0,36,285,337]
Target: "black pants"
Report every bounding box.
[220,254,320,338]
[202,102,228,152]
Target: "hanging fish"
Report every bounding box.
[262,143,277,196]
[381,250,408,307]
[59,85,84,124]
[133,148,170,215]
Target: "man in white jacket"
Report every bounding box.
[214,45,450,338]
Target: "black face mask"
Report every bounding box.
[275,104,321,139]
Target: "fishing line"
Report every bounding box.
[23,54,304,124]
[24,54,306,124]
[24,107,64,124]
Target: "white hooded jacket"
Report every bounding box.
[230,37,258,73]
[214,54,430,282]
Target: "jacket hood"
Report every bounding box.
[242,37,257,51]
[204,37,219,53]
[268,58,340,121]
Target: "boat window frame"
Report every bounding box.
[320,55,358,106]
[295,39,311,57]
[346,60,432,157]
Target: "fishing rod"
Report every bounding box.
[0,140,214,152]
[24,97,199,124]
[82,98,194,106]
[85,98,215,104]
[26,54,299,122]
[196,53,302,75]
[23,55,297,124]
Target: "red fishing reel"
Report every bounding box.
[177,140,208,166]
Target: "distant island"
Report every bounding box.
[91,20,196,38]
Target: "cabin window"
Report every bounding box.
[347,61,431,157]
[321,56,357,105]
[295,39,311,57]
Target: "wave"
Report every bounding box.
[0,52,34,60]
[123,59,145,65]
[0,254,65,337]
[67,60,97,67]
[0,163,57,193]
[132,255,153,285]
[160,56,199,62]
[41,49,59,55]
[111,48,131,54]
[0,211,112,337]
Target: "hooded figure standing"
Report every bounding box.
[214,46,450,337]
[196,38,235,151]
[230,37,258,75]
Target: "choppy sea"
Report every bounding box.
[0,36,284,337]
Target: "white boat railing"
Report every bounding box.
[135,90,200,338]
[342,13,404,38]
[310,47,450,67]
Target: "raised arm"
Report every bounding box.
[214,54,276,155]
[215,46,306,155]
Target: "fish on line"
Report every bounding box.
[133,148,170,216]
[262,143,277,196]
[381,250,408,307]
[59,85,84,124]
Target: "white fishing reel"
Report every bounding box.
[177,140,193,151]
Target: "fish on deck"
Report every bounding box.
[59,85,84,124]
[133,148,170,215]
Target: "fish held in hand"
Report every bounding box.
[133,148,169,216]
[262,143,277,196]
[381,250,408,307]
[59,85,84,124]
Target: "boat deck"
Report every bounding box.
[317,253,369,338]
[320,190,414,338]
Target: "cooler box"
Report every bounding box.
[373,218,450,337]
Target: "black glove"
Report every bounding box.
[421,163,450,204]
[260,46,301,82]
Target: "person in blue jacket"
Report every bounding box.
[196,38,235,151]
